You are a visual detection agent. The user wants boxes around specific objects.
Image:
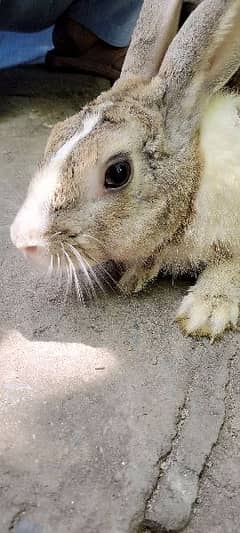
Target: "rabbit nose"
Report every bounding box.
[10,203,50,268]
[21,245,38,257]
[18,242,49,268]
[10,220,44,254]
[11,223,48,266]
[11,222,35,249]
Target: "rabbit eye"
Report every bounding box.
[104,160,131,190]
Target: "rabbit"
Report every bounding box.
[10,0,240,340]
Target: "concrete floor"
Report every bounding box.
[1,67,240,533]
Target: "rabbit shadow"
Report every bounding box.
[1,255,235,532]
[0,65,193,357]
[0,228,196,352]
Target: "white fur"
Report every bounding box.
[53,113,100,163]
[11,113,100,248]
[33,112,101,200]
[191,93,240,252]
[176,259,240,339]
[172,93,240,338]
[159,93,240,270]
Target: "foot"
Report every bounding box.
[46,17,127,81]
[176,261,240,340]
[52,16,98,56]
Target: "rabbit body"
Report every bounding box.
[117,90,240,339]
[10,0,240,339]
[157,93,240,272]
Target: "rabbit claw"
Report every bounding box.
[118,260,160,295]
[176,292,239,340]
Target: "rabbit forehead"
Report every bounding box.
[31,91,157,214]
[54,95,151,172]
[34,117,140,214]
[29,111,102,199]
[45,79,158,164]
[45,103,110,158]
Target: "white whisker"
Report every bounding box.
[81,233,117,290]
[50,231,65,239]
[56,253,63,288]
[61,244,73,299]
[83,233,104,247]
[66,243,97,300]
[81,254,105,296]
[70,255,84,304]
[47,254,54,278]
[50,254,54,275]
[85,251,117,291]
[96,264,117,291]
[62,244,84,304]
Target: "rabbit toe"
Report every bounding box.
[176,293,239,340]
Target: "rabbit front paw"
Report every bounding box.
[176,292,239,340]
[118,267,151,294]
[176,261,240,340]
[118,259,160,295]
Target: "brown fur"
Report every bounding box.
[10,0,240,339]
[40,78,201,271]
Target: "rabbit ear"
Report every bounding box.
[120,0,183,81]
[158,0,240,148]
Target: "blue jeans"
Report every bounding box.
[0,0,143,46]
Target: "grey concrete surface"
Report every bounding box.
[1,67,240,533]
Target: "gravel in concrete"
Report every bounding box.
[1,67,240,533]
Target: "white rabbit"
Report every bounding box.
[11,0,240,340]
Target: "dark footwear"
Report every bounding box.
[46,17,127,81]
[52,16,98,56]
[46,43,127,81]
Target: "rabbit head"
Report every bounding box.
[11,0,240,281]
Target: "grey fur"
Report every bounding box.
[158,0,240,147]
[10,0,240,340]
[120,0,183,81]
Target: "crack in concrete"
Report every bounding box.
[133,349,238,533]
[141,392,191,533]
[129,392,190,533]
[8,504,28,531]
[191,349,238,510]
[146,392,190,503]
[8,502,38,532]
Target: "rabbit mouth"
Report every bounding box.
[11,209,115,298]
[48,241,117,300]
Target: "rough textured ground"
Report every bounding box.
[1,67,240,533]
